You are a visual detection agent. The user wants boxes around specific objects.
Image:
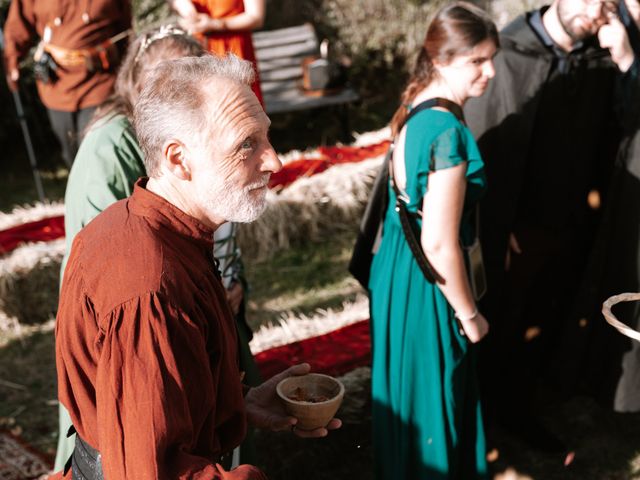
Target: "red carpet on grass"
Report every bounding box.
[268,140,390,190]
[0,216,65,255]
[255,319,371,379]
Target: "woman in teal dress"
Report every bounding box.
[368,3,499,478]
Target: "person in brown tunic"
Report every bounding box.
[53,53,340,480]
[3,0,131,166]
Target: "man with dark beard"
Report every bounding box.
[53,54,340,480]
[464,0,638,454]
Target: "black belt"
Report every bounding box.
[63,426,104,480]
[63,426,232,477]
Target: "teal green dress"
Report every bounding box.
[369,109,488,479]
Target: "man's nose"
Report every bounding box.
[261,144,282,174]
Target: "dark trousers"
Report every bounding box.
[47,106,96,167]
[479,224,592,424]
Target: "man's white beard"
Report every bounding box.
[198,171,270,223]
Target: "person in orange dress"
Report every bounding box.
[3,0,131,167]
[169,0,265,104]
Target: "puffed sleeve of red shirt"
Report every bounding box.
[88,291,266,480]
[3,0,37,72]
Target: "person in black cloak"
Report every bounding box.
[567,0,640,414]
[463,0,639,453]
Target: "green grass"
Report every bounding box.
[244,232,363,329]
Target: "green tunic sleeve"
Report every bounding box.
[428,125,467,171]
[65,115,145,239]
[62,115,145,278]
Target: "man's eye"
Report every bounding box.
[241,138,254,150]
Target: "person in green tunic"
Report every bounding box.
[56,26,261,470]
[368,3,498,478]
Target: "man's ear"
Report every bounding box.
[162,139,192,181]
[431,58,446,69]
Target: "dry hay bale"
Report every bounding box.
[351,127,390,147]
[278,145,324,166]
[250,294,369,354]
[0,201,64,230]
[276,127,390,165]
[0,239,64,326]
[0,316,56,348]
[238,155,384,259]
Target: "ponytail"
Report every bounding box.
[389,49,436,137]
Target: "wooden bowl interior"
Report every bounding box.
[277,374,343,404]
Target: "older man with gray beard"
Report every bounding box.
[53,54,340,480]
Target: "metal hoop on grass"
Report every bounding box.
[602,293,640,342]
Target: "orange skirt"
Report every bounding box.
[203,30,264,106]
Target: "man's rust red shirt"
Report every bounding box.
[55,179,263,479]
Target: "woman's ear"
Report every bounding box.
[430,58,446,78]
[162,140,192,181]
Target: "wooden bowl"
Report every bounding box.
[276,373,345,430]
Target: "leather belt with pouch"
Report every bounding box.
[34,29,130,83]
[44,40,117,71]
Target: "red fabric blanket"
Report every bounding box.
[255,319,371,379]
[0,215,65,255]
[268,140,390,190]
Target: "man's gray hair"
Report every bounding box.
[133,54,256,177]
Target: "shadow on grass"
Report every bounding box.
[0,312,638,479]
[487,389,640,479]
[255,367,640,480]
[255,387,374,480]
[244,233,362,328]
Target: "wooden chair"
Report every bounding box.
[253,23,359,139]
